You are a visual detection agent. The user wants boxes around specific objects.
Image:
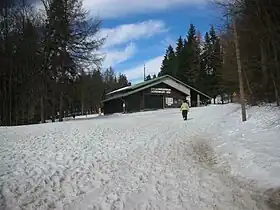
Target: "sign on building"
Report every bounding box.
[151,88,171,94]
[165,97,173,106]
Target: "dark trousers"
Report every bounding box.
[182,110,188,120]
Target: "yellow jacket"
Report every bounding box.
[180,102,189,111]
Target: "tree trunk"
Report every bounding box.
[21,104,25,125]
[40,96,45,123]
[15,97,18,126]
[1,85,7,126]
[260,41,268,88]
[272,44,280,106]
[28,102,35,124]
[52,101,56,122]
[81,90,84,115]
[230,94,233,103]
[243,69,255,105]
[233,16,246,122]
[52,91,56,122]
[257,0,279,105]
[9,57,12,125]
[59,92,64,122]
[3,4,9,126]
[272,78,279,106]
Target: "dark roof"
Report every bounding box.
[102,75,211,102]
[106,75,168,96]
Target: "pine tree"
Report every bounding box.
[176,38,188,83]
[199,32,212,94]
[175,36,184,79]
[103,67,117,92]
[158,45,177,77]
[202,32,212,74]
[42,0,104,121]
[158,53,169,77]
[117,73,129,88]
[175,36,184,57]
[89,70,105,112]
[145,74,152,81]
[209,25,217,47]
[187,24,196,45]
[199,26,223,99]
[183,24,200,87]
[209,26,223,99]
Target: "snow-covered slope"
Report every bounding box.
[210,105,280,186]
[0,104,279,210]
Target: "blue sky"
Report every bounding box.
[83,0,222,83]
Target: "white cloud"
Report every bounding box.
[121,55,164,81]
[83,0,207,19]
[102,43,136,68]
[99,20,167,48]
[99,20,167,68]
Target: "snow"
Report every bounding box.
[209,105,280,187]
[106,86,131,95]
[0,104,280,210]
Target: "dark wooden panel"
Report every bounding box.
[144,95,163,110]
[126,93,141,113]
[103,99,123,114]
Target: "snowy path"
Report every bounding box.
[0,104,279,210]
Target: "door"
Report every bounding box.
[144,95,163,110]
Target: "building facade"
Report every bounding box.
[102,75,211,115]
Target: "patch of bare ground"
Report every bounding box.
[264,188,280,210]
[192,140,218,167]
[190,138,280,210]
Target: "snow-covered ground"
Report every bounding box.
[0,104,279,210]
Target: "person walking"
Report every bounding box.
[180,99,189,120]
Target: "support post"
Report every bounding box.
[197,94,200,107]
[122,101,126,113]
[233,16,247,122]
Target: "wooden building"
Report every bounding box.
[102,75,211,115]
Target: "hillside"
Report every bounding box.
[0,104,279,210]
